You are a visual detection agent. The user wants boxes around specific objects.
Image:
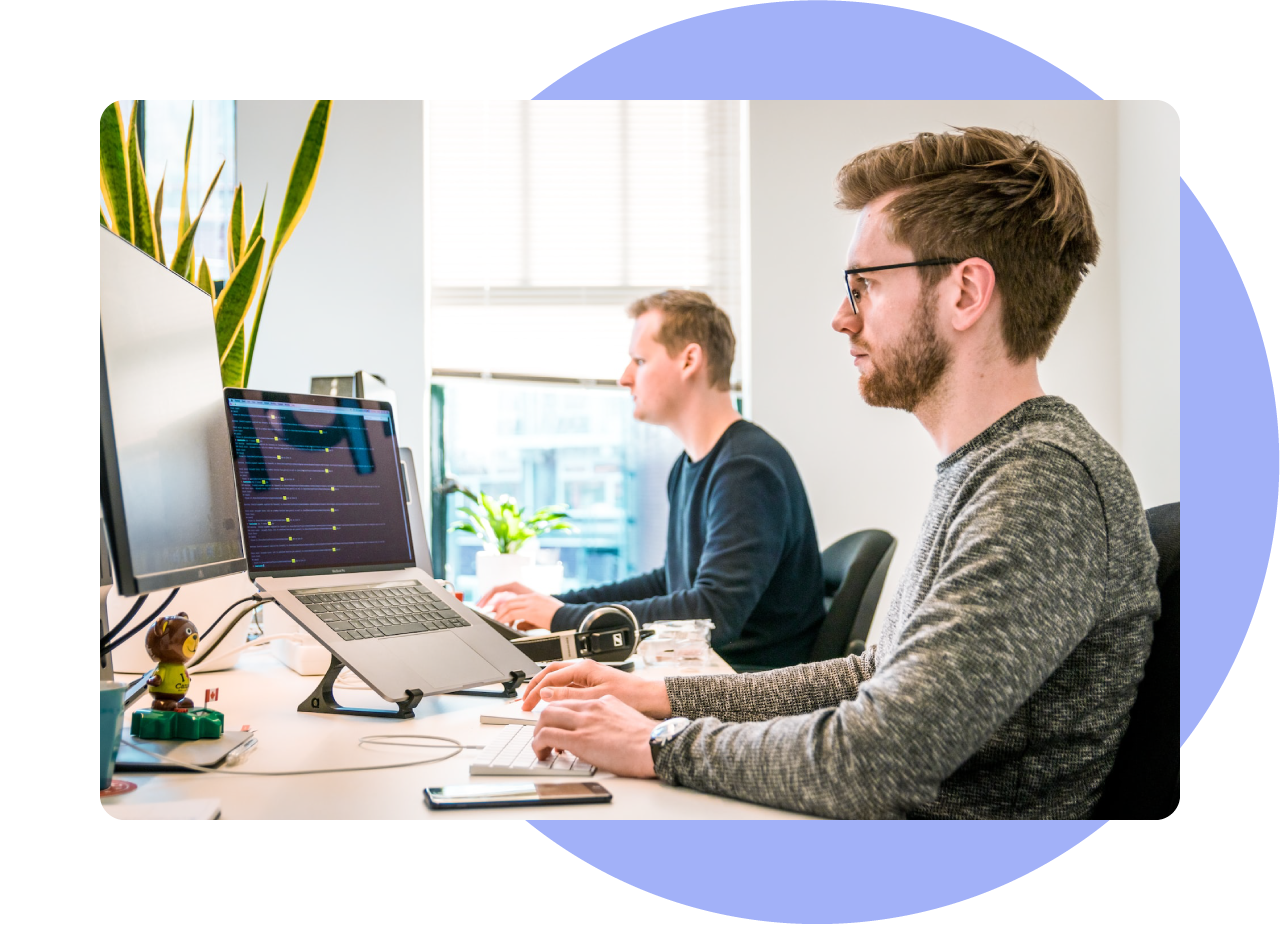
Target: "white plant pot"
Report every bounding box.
[474,551,534,600]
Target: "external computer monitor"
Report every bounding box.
[100,226,246,597]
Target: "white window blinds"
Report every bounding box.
[427,101,742,382]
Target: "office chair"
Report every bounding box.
[1092,501,1180,819]
[809,530,897,662]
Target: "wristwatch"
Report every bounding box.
[649,716,692,768]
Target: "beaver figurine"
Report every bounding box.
[143,614,200,712]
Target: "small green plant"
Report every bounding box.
[448,487,575,555]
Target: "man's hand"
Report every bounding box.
[522,659,673,718]
[476,582,534,609]
[490,591,563,630]
[531,696,660,778]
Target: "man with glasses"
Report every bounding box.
[516,127,1161,820]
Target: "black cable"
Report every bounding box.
[202,595,270,640]
[101,587,180,656]
[100,593,149,647]
[185,601,264,675]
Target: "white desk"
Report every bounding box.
[103,651,811,820]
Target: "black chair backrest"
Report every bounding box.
[1092,501,1180,819]
[810,530,897,662]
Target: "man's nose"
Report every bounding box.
[832,295,861,335]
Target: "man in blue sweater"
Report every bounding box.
[479,290,825,671]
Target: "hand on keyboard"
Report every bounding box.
[470,724,596,777]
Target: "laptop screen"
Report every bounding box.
[223,389,415,577]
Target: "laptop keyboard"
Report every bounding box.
[470,724,596,777]
[293,582,469,641]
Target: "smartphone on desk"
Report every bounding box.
[425,781,612,810]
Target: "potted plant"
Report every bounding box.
[449,488,575,597]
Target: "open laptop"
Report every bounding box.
[221,388,540,702]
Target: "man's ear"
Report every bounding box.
[679,343,704,382]
[948,258,997,333]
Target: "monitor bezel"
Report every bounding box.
[100,238,248,598]
[223,387,417,580]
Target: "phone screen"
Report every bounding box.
[425,781,611,808]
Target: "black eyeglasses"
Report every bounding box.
[843,258,972,314]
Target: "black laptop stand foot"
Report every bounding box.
[298,653,423,718]
[449,671,527,698]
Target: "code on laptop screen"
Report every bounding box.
[226,395,413,573]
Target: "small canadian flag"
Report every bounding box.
[205,688,219,704]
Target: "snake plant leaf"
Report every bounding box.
[178,103,193,243]
[153,172,166,266]
[243,101,331,385]
[125,102,156,258]
[224,328,246,389]
[227,184,244,273]
[212,234,266,378]
[246,187,266,255]
[99,102,130,241]
[100,208,107,227]
[196,257,213,298]
[169,160,224,280]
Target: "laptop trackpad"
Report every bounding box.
[397,633,499,691]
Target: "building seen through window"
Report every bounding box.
[436,377,684,599]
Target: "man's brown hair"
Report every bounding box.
[628,290,735,391]
[836,126,1101,361]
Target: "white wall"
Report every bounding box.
[746,101,1178,641]
[236,101,427,492]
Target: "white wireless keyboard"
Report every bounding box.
[470,723,596,777]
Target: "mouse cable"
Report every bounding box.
[117,734,483,776]
[101,587,180,657]
[101,593,149,647]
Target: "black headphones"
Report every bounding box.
[502,603,644,665]
[576,604,641,662]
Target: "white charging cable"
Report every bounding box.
[119,733,481,776]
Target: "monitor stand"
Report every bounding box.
[298,653,424,719]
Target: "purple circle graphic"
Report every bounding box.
[540,0,1092,100]
[539,819,1103,922]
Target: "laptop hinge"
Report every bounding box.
[298,652,423,718]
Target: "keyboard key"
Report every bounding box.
[382,623,424,636]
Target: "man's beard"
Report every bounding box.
[855,288,951,412]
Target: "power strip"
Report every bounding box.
[269,637,333,676]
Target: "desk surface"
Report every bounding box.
[103,651,810,820]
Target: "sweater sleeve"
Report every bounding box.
[664,649,878,722]
[653,445,1109,819]
[554,456,792,644]
[551,568,668,631]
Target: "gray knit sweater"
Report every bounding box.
[655,397,1160,819]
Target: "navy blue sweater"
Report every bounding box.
[551,420,825,670]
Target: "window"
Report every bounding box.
[434,377,684,599]
[426,101,744,595]
[132,100,237,282]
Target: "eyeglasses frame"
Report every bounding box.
[843,258,977,315]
